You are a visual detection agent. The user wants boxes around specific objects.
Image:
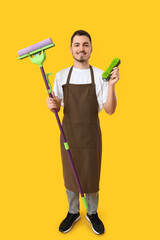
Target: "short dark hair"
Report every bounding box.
[71,30,92,46]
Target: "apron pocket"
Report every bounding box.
[62,122,97,148]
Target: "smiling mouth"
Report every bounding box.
[78,52,86,56]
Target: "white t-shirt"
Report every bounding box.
[53,66,112,112]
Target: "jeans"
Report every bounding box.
[66,188,99,215]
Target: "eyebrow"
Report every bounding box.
[74,42,89,45]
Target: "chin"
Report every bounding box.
[73,57,86,63]
[74,56,90,63]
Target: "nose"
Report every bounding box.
[79,44,85,51]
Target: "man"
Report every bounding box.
[46,30,120,234]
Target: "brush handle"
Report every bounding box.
[40,66,88,210]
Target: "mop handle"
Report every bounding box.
[40,66,88,211]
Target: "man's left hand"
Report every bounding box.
[108,67,120,85]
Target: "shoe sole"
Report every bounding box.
[59,215,81,233]
[86,215,105,235]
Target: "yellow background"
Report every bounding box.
[1,0,160,239]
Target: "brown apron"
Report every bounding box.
[60,65,102,193]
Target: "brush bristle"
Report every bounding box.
[102,58,121,79]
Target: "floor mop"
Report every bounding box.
[17,38,88,211]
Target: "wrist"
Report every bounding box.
[108,82,115,88]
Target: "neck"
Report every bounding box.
[73,60,90,69]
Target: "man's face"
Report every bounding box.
[70,35,92,63]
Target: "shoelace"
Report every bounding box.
[64,213,76,223]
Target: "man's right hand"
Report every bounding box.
[46,91,62,112]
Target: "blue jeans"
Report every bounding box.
[66,188,99,215]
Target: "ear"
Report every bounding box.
[70,46,72,53]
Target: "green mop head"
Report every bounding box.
[17,38,55,67]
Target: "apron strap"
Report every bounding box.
[66,65,95,84]
[89,65,95,84]
[66,66,73,84]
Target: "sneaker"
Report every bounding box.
[59,212,80,233]
[86,212,105,234]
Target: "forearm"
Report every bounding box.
[103,83,117,115]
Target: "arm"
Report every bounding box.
[103,84,117,115]
[103,67,120,115]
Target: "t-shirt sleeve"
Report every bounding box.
[101,78,117,110]
[97,75,108,112]
[97,80,108,112]
[102,80,108,104]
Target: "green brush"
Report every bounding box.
[102,57,121,82]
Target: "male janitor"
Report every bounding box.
[46,30,120,234]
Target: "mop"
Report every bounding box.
[17,38,88,211]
